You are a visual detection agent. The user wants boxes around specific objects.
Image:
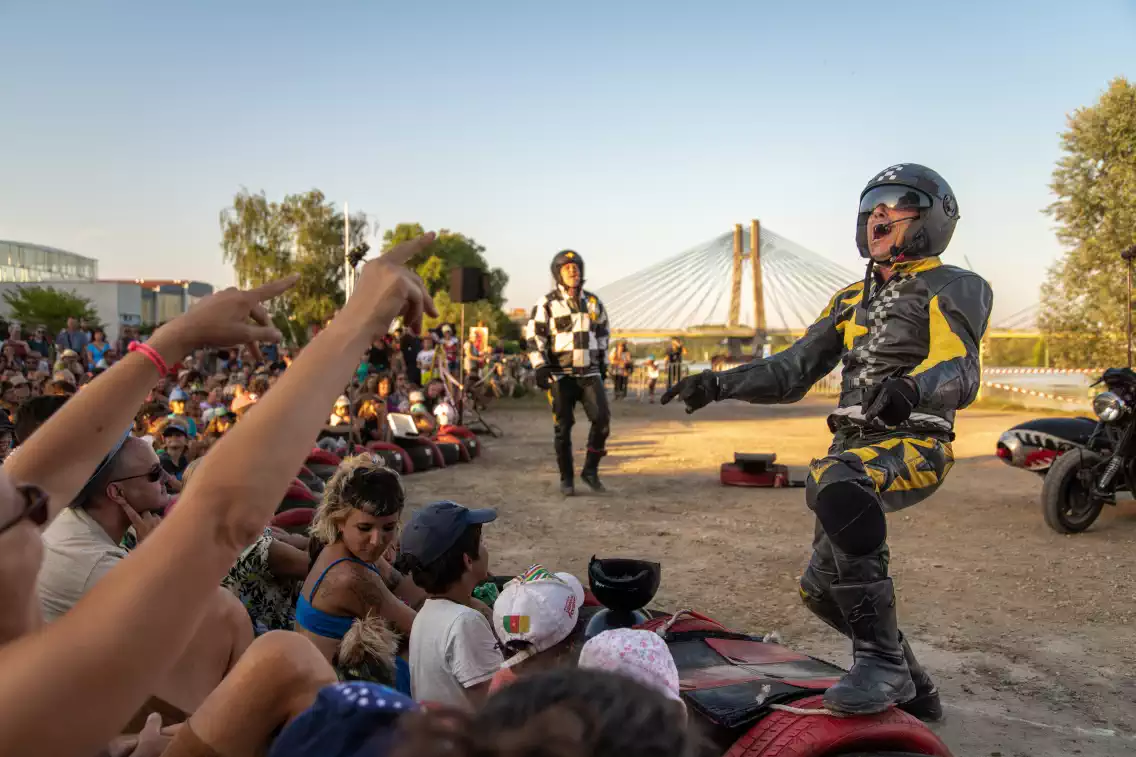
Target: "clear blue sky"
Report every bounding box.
[2,1,1133,325]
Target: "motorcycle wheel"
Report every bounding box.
[1042,449,1106,534]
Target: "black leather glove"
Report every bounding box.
[535,365,554,390]
[660,370,719,414]
[861,377,920,426]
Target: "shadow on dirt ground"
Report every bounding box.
[404,397,1136,757]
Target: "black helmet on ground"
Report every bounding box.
[550,250,585,287]
[855,164,960,260]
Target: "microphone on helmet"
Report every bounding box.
[871,214,922,238]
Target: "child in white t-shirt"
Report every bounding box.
[645,358,661,403]
[417,335,439,385]
[401,501,502,710]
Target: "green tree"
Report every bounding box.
[382,224,509,306]
[381,223,514,337]
[219,189,368,333]
[1039,77,1136,367]
[2,286,101,336]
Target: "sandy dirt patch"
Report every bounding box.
[404,397,1136,757]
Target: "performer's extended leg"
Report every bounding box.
[799,521,942,721]
[579,376,611,492]
[805,433,952,715]
[549,378,580,495]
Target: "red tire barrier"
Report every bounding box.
[724,695,951,757]
[271,508,314,533]
[365,441,413,474]
[435,434,472,463]
[438,425,481,458]
[434,440,463,465]
[307,448,341,466]
[276,481,320,514]
[396,442,435,473]
[720,462,789,488]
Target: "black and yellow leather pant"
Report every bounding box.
[800,428,954,619]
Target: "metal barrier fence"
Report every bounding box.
[611,362,1097,410]
[616,362,843,402]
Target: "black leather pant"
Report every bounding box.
[550,375,610,481]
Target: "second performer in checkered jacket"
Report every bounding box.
[525,250,611,496]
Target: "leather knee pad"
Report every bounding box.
[814,480,887,556]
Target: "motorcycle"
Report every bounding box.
[1022,367,1136,533]
[996,415,1097,475]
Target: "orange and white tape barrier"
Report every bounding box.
[983,368,1098,376]
[982,381,1084,403]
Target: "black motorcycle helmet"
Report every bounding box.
[550,249,585,287]
[584,556,661,639]
[855,164,959,260]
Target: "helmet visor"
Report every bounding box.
[859,185,933,214]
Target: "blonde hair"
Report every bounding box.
[181,457,205,487]
[338,612,400,684]
[310,453,405,545]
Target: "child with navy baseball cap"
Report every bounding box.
[399,501,503,710]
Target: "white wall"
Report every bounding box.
[0,281,142,341]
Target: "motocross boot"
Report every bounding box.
[802,554,941,720]
[799,568,940,718]
[580,448,606,492]
[899,636,943,722]
[824,550,915,715]
[555,437,574,496]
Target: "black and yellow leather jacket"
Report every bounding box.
[716,257,993,434]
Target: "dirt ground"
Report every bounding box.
[406,396,1136,757]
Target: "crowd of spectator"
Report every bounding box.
[0,236,701,757]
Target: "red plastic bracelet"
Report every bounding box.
[128,341,170,377]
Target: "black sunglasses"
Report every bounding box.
[0,484,49,535]
[110,464,164,484]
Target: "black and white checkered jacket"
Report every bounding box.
[525,286,610,377]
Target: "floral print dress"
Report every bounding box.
[221,528,301,634]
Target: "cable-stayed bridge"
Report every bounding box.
[595,221,1037,340]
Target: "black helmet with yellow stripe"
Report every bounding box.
[551,249,585,286]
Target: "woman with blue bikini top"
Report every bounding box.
[295,455,423,678]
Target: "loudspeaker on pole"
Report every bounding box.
[450,267,490,303]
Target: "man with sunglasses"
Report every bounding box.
[663,165,992,720]
[37,437,169,623]
[36,435,252,713]
[26,324,53,364]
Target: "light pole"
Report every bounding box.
[1124,245,1136,368]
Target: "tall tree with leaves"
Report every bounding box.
[1039,77,1136,367]
[219,189,368,332]
[2,287,101,335]
[382,224,509,306]
[381,223,514,338]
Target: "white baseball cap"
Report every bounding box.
[494,565,585,669]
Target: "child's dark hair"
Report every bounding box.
[401,525,482,594]
[248,375,271,396]
[392,668,700,757]
[14,395,70,444]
